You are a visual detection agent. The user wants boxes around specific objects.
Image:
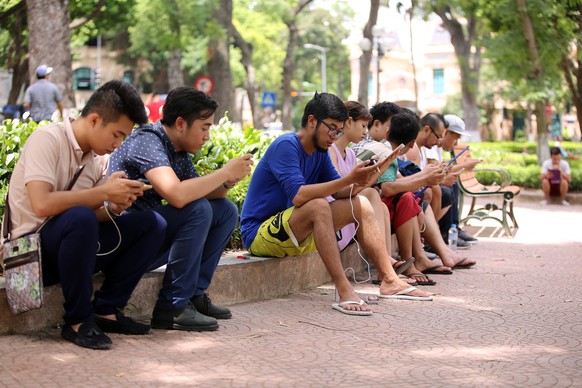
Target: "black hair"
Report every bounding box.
[420,112,447,131]
[387,112,421,144]
[550,146,562,155]
[368,102,402,128]
[81,80,147,125]
[344,100,372,122]
[161,87,218,127]
[301,92,348,128]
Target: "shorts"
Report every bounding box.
[248,207,317,258]
[381,191,422,231]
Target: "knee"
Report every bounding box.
[441,186,453,206]
[61,207,99,235]
[302,198,332,219]
[183,198,213,222]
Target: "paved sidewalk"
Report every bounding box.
[0,198,581,387]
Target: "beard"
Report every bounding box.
[312,130,327,153]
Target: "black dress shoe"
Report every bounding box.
[61,321,112,350]
[94,310,151,335]
[151,303,219,331]
[190,293,232,320]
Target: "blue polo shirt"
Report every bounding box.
[108,122,198,211]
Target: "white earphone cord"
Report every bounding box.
[96,206,122,256]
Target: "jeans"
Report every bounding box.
[149,198,238,310]
[438,185,454,239]
[41,207,167,325]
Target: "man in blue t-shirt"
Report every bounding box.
[241,93,432,316]
[109,87,253,332]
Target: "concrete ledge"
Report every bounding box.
[0,243,364,335]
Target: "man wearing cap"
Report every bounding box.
[422,114,481,244]
[23,64,63,122]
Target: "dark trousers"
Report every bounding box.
[148,198,238,310]
[438,185,454,240]
[41,207,166,325]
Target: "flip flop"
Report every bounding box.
[408,273,436,286]
[422,265,453,275]
[393,257,415,275]
[452,258,476,269]
[331,299,373,316]
[378,287,433,301]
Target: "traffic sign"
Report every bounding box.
[194,76,214,95]
[261,92,276,108]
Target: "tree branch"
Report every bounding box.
[0,0,25,25]
[69,0,107,30]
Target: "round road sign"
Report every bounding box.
[194,76,214,95]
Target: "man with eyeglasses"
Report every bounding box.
[422,114,481,245]
[405,113,471,249]
[241,92,433,317]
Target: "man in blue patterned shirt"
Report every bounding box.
[109,87,253,331]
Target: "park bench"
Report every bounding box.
[451,144,521,237]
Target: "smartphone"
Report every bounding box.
[443,145,470,173]
[137,178,153,190]
[249,147,259,155]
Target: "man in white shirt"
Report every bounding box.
[541,146,571,206]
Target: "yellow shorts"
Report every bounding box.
[248,207,317,258]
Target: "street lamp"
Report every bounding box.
[304,43,327,92]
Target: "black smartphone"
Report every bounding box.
[249,147,259,155]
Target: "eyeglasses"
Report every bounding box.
[315,117,344,138]
[428,125,442,140]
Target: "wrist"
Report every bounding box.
[223,181,236,189]
[104,201,122,217]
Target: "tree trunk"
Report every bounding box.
[230,22,261,129]
[358,0,379,107]
[26,0,75,110]
[281,0,314,132]
[167,49,184,90]
[408,2,419,111]
[208,0,235,122]
[281,23,299,132]
[561,4,582,139]
[6,5,28,105]
[434,7,482,141]
[516,0,548,164]
[166,0,184,91]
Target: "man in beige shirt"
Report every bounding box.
[3,81,166,350]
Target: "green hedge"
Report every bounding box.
[463,142,582,191]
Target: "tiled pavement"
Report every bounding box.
[0,197,581,387]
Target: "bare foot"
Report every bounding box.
[438,249,476,268]
[378,279,431,298]
[338,290,372,312]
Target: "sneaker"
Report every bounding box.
[562,200,570,206]
[540,199,548,205]
[94,310,151,335]
[190,293,232,320]
[151,303,219,331]
[455,239,472,250]
[458,228,478,244]
[61,321,112,350]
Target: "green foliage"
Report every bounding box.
[191,115,276,249]
[0,119,41,218]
